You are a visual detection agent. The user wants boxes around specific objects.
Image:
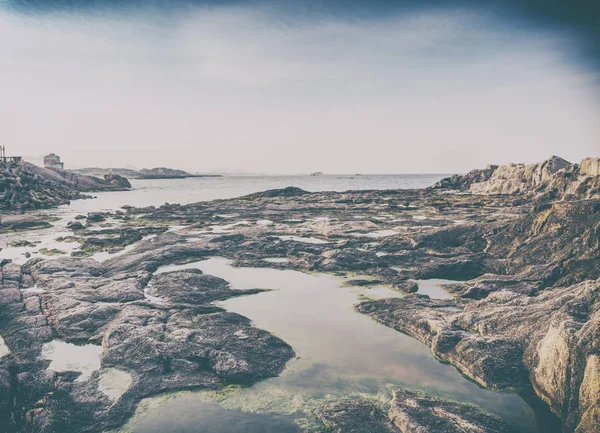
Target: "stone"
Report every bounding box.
[316,399,401,433]
[389,389,520,433]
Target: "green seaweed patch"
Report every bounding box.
[0,221,53,234]
[42,216,62,223]
[8,240,38,248]
[71,250,93,258]
[39,248,67,256]
[55,236,82,243]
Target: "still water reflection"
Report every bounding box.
[121,258,540,432]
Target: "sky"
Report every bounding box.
[1,0,599,174]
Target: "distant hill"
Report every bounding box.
[71,167,221,179]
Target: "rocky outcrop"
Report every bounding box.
[0,161,131,211]
[315,399,400,433]
[103,174,131,189]
[0,162,82,211]
[40,165,130,193]
[469,155,571,195]
[357,277,600,433]
[580,158,600,176]
[430,164,498,191]
[0,254,294,433]
[315,392,521,433]
[433,156,600,199]
[248,186,310,198]
[388,390,520,433]
[3,155,600,432]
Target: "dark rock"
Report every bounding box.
[86,212,107,223]
[103,174,131,189]
[431,164,498,191]
[147,269,265,305]
[66,221,84,230]
[316,399,400,433]
[389,389,521,433]
[249,187,309,198]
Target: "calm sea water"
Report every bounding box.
[71,174,446,213]
[0,174,444,264]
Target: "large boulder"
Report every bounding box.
[104,174,132,189]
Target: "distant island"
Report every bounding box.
[71,167,222,180]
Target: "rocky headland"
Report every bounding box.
[0,156,599,432]
[0,161,131,212]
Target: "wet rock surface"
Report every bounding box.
[0,253,294,432]
[0,156,599,432]
[315,398,401,433]
[314,391,521,433]
[388,390,521,433]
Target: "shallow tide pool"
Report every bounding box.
[119,258,544,433]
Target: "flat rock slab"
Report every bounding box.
[389,389,521,433]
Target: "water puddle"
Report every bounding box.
[99,368,134,402]
[351,229,398,238]
[0,335,10,358]
[125,399,300,433]
[122,258,540,432]
[0,230,80,264]
[277,235,329,244]
[415,279,455,299]
[41,340,102,382]
[20,284,43,294]
[262,257,290,263]
[90,234,157,262]
[208,221,251,233]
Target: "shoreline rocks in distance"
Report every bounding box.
[71,166,222,180]
[0,161,132,213]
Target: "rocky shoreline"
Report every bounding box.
[0,161,131,213]
[0,156,599,432]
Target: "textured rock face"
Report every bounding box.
[147,269,265,305]
[469,156,571,195]
[0,161,131,211]
[315,399,401,433]
[358,278,600,433]
[103,174,132,189]
[433,156,600,199]
[580,158,600,176]
[388,390,520,433]
[430,164,498,191]
[0,254,294,433]
[0,162,81,211]
[2,155,600,432]
[315,392,520,433]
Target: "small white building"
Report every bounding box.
[44,153,64,169]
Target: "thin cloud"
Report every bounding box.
[1,4,598,173]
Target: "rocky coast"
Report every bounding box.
[0,161,131,213]
[0,156,599,432]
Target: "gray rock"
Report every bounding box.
[389,389,520,433]
[316,399,401,433]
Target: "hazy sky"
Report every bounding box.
[1,0,599,173]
